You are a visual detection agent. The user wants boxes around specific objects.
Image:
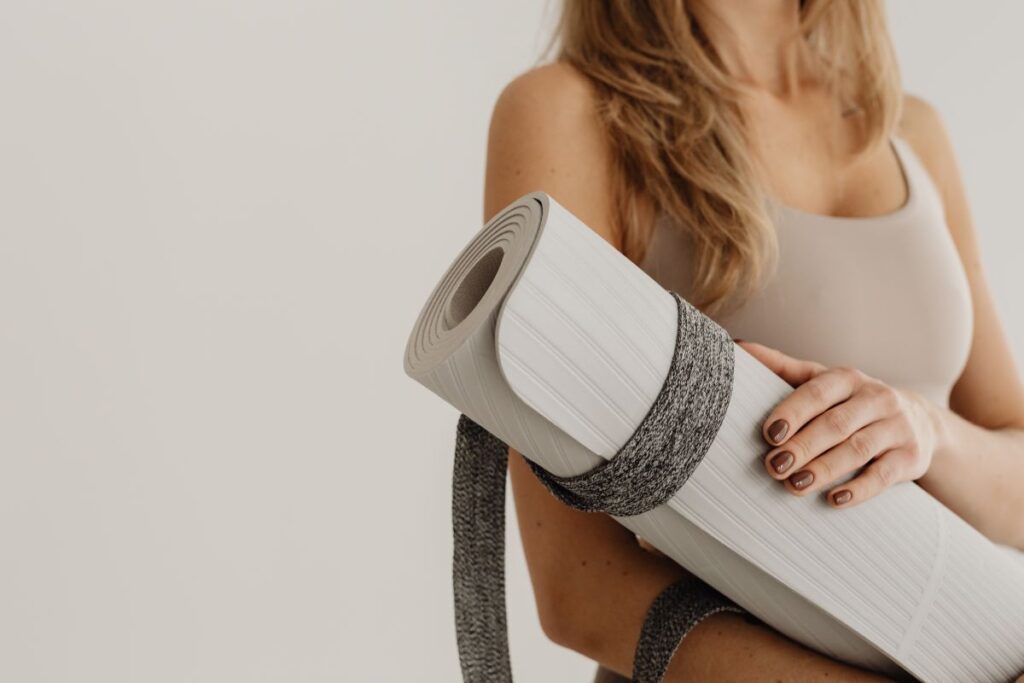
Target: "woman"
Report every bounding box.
[484,0,1024,681]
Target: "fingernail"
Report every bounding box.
[789,470,814,489]
[832,489,853,505]
[770,451,794,474]
[767,419,789,444]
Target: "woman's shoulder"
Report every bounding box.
[493,61,596,121]
[896,92,980,269]
[484,61,621,247]
[896,93,956,193]
[487,61,606,159]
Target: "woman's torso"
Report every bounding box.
[638,135,974,408]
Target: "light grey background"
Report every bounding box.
[0,2,1019,681]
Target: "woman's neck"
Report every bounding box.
[688,0,810,96]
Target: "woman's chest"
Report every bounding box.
[639,207,974,407]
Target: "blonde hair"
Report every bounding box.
[554,0,902,315]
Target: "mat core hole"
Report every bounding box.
[443,247,504,331]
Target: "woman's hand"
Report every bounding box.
[737,340,943,508]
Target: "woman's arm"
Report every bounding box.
[488,62,890,682]
[740,96,1024,550]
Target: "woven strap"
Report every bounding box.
[451,291,744,682]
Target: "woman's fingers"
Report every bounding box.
[826,447,917,508]
[775,418,905,496]
[762,375,886,481]
[761,366,867,447]
[739,341,922,508]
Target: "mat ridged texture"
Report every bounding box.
[452,292,743,682]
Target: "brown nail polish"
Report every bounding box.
[789,470,814,489]
[770,451,794,474]
[767,419,789,443]
[832,489,853,505]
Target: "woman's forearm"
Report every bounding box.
[663,612,892,682]
[920,404,1024,548]
[555,583,892,682]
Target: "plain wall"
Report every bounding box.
[0,2,1020,681]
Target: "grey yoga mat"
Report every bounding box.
[403,191,1024,682]
[451,289,746,682]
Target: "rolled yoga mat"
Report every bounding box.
[403,191,1024,682]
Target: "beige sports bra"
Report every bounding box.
[639,135,974,408]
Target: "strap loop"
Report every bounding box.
[527,292,735,517]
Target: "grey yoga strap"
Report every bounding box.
[451,291,748,682]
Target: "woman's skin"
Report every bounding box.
[485,1,1024,680]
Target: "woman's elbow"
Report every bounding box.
[533,577,610,658]
[535,589,574,647]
